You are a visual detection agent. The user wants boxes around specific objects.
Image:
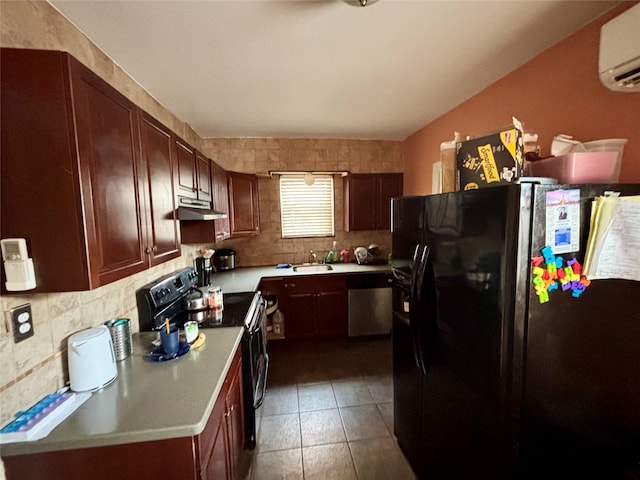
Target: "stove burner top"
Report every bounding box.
[196,292,257,329]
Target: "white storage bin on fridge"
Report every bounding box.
[68,326,117,392]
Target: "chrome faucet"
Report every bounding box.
[309,250,318,264]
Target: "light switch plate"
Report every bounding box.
[10,303,34,343]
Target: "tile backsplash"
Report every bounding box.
[200,137,403,267]
[0,246,206,426]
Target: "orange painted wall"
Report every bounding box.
[402,3,640,195]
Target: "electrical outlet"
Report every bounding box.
[10,303,34,343]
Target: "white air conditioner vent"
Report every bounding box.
[599,3,640,92]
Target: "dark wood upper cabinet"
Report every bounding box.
[228,171,260,237]
[376,173,404,230]
[175,142,212,203]
[0,48,179,292]
[196,151,212,203]
[139,113,181,266]
[212,161,231,242]
[344,173,403,231]
[179,160,230,244]
[174,139,197,199]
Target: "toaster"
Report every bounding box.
[68,325,118,392]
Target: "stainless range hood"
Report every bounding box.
[177,197,227,221]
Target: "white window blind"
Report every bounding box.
[280,175,335,238]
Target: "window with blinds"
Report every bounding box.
[279,175,335,238]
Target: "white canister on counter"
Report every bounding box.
[184,321,199,343]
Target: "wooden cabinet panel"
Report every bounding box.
[196,151,212,203]
[283,276,347,340]
[344,174,377,231]
[1,47,180,292]
[140,113,181,266]
[198,346,243,480]
[1,49,89,292]
[179,160,230,244]
[316,290,348,337]
[71,55,148,287]
[3,437,199,480]
[226,359,244,479]
[228,171,259,236]
[286,292,317,339]
[204,408,230,480]
[175,139,197,198]
[212,162,231,242]
[376,173,403,230]
[344,173,403,232]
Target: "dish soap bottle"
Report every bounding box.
[326,241,337,263]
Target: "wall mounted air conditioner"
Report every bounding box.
[599,3,640,92]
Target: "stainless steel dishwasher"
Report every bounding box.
[347,273,393,337]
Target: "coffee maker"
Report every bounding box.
[194,257,213,287]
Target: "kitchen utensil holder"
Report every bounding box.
[104,318,132,361]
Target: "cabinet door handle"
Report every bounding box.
[145,246,151,254]
[152,245,158,253]
[230,405,235,412]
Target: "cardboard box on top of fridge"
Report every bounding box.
[456,118,524,190]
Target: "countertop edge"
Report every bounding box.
[0,328,244,457]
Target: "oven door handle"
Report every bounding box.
[253,353,269,409]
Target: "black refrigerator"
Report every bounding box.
[391,183,640,479]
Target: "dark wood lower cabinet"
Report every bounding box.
[3,348,244,480]
[282,275,347,340]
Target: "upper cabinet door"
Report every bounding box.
[196,151,212,203]
[228,171,260,237]
[69,58,148,287]
[1,48,183,293]
[344,173,403,231]
[175,139,197,199]
[376,173,403,230]
[178,160,230,244]
[212,161,231,242]
[344,174,377,231]
[140,113,181,266]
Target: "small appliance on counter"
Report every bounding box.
[213,248,237,271]
[194,256,213,287]
[104,318,133,361]
[67,326,117,392]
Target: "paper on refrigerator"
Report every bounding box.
[583,195,640,281]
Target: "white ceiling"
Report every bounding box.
[49,0,618,141]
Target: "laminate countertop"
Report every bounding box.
[1,327,243,457]
[209,263,392,294]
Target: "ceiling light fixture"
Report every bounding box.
[343,0,378,7]
[304,172,315,186]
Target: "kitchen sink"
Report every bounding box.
[293,264,333,273]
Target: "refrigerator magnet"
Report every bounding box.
[545,189,580,254]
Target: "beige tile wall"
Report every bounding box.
[0,1,405,427]
[201,138,404,266]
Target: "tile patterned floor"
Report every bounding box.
[241,336,417,480]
